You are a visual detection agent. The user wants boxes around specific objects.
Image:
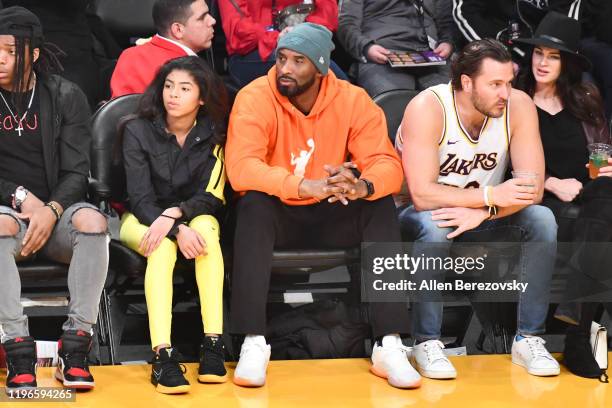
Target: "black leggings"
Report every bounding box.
[543,177,612,330]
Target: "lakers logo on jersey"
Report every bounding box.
[439,152,499,177]
[429,83,511,189]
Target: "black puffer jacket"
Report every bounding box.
[122,117,226,227]
[0,74,91,209]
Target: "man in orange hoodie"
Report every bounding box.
[226,23,419,390]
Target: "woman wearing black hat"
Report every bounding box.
[517,11,612,381]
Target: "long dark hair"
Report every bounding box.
[9,35,64,115]
[517,49,606,128]
[118,56,229,152]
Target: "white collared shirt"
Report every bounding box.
[155,34,197,56]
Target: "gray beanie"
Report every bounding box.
[276,22,335,75]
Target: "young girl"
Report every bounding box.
[517,12,612,380]
[119,56,229,393]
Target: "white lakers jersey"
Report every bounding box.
[428,83,511,189]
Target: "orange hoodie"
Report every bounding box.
[226,67,403,205]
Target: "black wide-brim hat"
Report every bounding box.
[515,11,591,71]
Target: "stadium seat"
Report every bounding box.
[89,94,144,362]
[372,89,419,143]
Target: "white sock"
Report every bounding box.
[381,333,401,348]
[244,334,267,347]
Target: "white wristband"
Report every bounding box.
[483,186,490,207]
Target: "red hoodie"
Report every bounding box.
[218,0,338,61]
[226,67,403,206]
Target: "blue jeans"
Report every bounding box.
[398,205,558,341]
[228,50,349,88]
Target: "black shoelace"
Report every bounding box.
[10,357,35,377]
[64,350,89,371]
[161,355,188,379]
[202,340,225,364]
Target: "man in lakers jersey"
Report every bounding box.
[398,39,559,379]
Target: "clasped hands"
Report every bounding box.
[298,162,368,205]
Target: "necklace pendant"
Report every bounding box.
[15,123,23,137]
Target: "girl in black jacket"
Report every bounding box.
[119,56,230,394]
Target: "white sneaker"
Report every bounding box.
[511,336,560,376]
[370,335,421,389]
[412,340,457,379]
[233,336,271,387]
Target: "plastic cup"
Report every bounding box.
[587,143,612,179]
[511,170,537,187]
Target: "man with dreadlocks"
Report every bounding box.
[0,6,109,392]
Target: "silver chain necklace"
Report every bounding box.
[0,78,37,137]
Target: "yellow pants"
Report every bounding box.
[119,213,224,348]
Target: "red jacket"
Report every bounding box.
[218,0,338,61]
[110,35,189,98]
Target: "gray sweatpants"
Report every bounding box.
[355,62,450,98]
[0,203,109,342]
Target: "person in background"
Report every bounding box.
[338,0,454,97]
[110,0,216,98]
[516,11,612,380]
[218,0,347,88]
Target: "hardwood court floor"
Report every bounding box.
[1,354,610,407]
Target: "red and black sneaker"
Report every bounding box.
[55,330,95,390]
[2,336,37,393]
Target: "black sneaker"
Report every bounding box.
[2,336,37,393]
[198,336,228,383]
[55,330,95,390]
[151,347,191,394]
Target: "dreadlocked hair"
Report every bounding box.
[10,36,65,115]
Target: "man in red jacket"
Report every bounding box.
[219,0,347,88]
[110,0,216,98]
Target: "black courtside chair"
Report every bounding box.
[372,89,419,143]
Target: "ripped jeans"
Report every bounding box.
[0,203,109,341]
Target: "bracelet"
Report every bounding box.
[160,214,178,220]
[485,186,495,207]
[483,186,490,207]
[45,202,61,221]
[487,204,498,220]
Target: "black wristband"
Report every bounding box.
[45,202,61,221]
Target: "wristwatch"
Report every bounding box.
[14,186,29,210]
[361,179,375,198]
